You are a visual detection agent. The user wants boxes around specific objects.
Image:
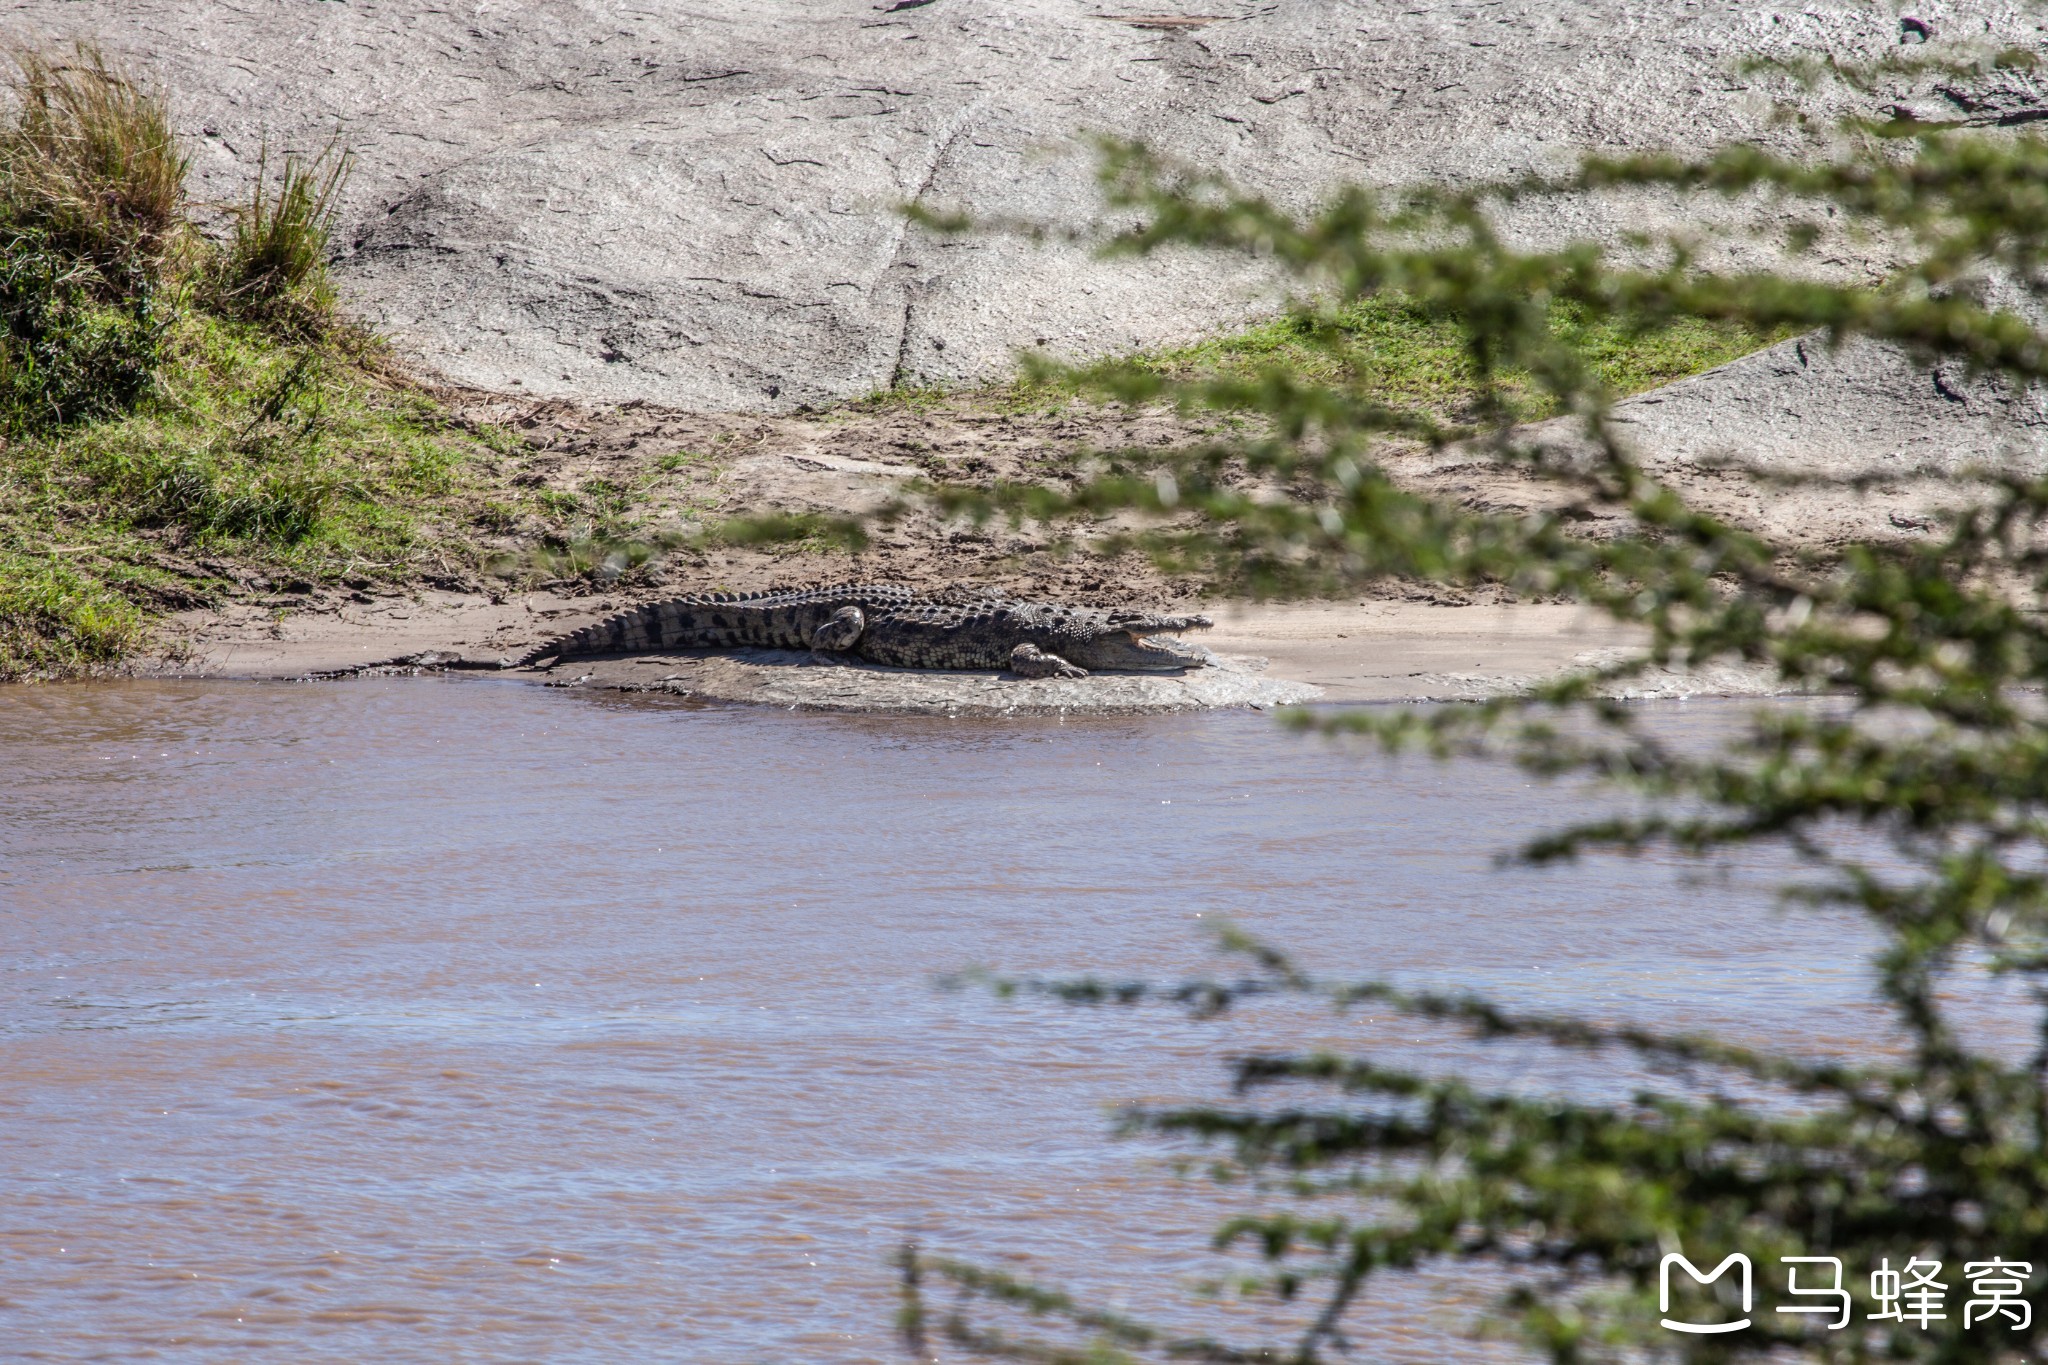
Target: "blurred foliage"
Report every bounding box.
[898,57,2048,1365]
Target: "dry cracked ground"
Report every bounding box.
[14,0,2048,710]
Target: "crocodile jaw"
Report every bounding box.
[1069,622,1213,673]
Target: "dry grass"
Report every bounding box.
[0,42,187,286]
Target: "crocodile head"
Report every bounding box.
[1061,608,1214,672]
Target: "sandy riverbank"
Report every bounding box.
[137,586,1791,714]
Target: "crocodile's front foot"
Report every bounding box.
[807,605,865,652]
[803,605,864,668]
[1010,643,1088,679]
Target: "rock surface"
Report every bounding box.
[15,0,2040,412]
[1580,335,2048,479]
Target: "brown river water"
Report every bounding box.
[0,679,1974,1362]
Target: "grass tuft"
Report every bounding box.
[211,143,348,336]
[0,43,186,286]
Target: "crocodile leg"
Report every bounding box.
[1010,642,1087,679]
[806,605,864,663]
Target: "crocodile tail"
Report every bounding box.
[508,602,666,669]
[506,594,816,668]
[506,584,910,668]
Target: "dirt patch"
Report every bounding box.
[437,384,1225,604]
[446,328,2048,592]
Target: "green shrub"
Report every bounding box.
[0,225,165,432]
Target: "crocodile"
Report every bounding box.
[509,582,1212,678]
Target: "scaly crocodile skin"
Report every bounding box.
[510,583,1212,677]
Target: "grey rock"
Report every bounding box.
[1601,335,2048,480]
[17,0,2037,412]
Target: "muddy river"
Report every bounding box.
[1,680,1918,1361]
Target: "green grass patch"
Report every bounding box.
[841,295,1787,427]
[1104,295,1789,417]
[0,549,150,675]
[0,311,518,677]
